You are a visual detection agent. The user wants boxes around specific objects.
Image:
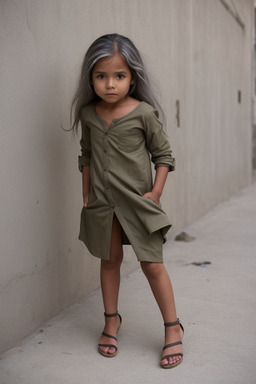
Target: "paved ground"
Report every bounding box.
[0,182,256,384]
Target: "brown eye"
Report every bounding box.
[97,74,105,79]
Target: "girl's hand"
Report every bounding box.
[143,166,168,206]
[83,195,89,207]
[143,191,160,205]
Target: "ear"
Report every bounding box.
[130,71,136,85]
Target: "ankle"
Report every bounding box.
[104,314,120,328]
[165,324,180,334]
[105,316,117,325]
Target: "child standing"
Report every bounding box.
[71,33,184,369]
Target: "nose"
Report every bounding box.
[106,77,115,89]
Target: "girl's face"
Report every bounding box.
[91,53,134,105]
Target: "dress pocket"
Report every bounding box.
[142,196,160,207]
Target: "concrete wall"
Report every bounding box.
[253,3,256,169]
[0,0,253,353]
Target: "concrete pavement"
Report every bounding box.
[0,181,256,384]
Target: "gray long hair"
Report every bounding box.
[71,33,165,132]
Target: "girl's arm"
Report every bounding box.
[82,165,90,207]
[143,166,169,205]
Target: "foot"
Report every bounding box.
[98,314,121,356]
[161,323,184,368]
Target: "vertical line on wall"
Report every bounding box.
[176,100,180,127]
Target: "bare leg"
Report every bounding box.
[140,262,183,367]
[98,215,123,355]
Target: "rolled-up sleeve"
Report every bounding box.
[143,109,175,172]
[78,113,91,172]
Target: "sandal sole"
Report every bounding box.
[98,348,118,358]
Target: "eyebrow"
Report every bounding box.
[94,71,128,74]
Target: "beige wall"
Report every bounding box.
[0,0,253,353]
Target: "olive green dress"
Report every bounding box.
[78,101,175,262]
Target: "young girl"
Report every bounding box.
[71,33,184,369]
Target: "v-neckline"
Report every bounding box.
[93,101,143,128]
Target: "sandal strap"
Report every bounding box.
[163,340,182,350]
[98,343,117,352]
[102,332,117,342]
[164,319,184,333]
[161,353,183,361]
[104,312,119,318]
[104,312,122,326]
[164,319,180,327]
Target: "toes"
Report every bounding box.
[99,345,116,355]
[161,355,182,367]
[161,358,168,366]
[108,347,116,354]
[100,346,108,354]
[168,355,181,365]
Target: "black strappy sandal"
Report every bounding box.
[161,319,184,369]
[98,312,122,358]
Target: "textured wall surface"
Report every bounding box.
[0,0,253,353]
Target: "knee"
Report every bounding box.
[140,261,163,280]
[102,252,123,270]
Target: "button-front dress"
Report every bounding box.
[78,101,175,262]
